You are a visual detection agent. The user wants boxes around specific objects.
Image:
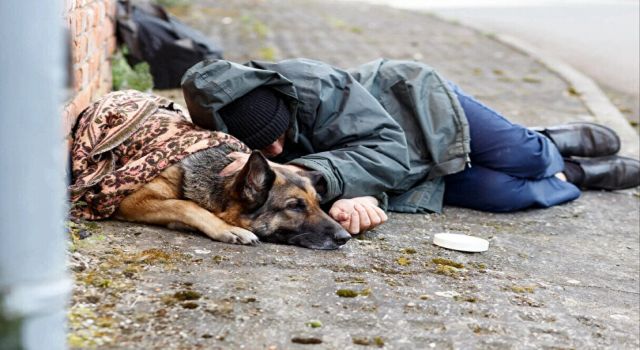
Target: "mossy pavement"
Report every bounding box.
[67,0,639,348]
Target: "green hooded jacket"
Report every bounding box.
[181,58,470,213]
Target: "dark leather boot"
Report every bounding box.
[565,156,640,190]
[532,122,621,157]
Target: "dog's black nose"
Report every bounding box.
[334,229,351,246]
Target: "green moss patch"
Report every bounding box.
[434,264,460,277]
[305,320,323,328]
[508,285,536,294]
[336,288,371,298]
[401,248,417,254]
[291,336,322,344]
[352,336,384,347]
[174,290,202,301]
[431,257,464,269]
[395,256,411,266]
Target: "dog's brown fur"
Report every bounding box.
[115,149,350,249]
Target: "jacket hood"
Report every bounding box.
[181,58,300,137]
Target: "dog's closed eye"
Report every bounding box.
[285,198,307,212]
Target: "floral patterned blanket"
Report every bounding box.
[68,90,248,220]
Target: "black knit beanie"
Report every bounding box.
[218,87,291,150]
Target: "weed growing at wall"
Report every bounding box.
[111,47,153,92]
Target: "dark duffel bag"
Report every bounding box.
[116,0,223,89]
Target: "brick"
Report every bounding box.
[105,0,117,18]
[72,44,83,65]
[99,62,113,94]
[67,14,74,35]
[84,8,94,31]
[101,0,110,11]
[93,2,105,26]
[85,30,94,56]
[73,34,88,59]
[86,29,95,55]
[71,38,80,64]
[62,87,91,137]
[88,27,101,55]
[107,36,118,55]
[102,18,115,41]
[77,62,85,90]
[66,15,74,37]
[100,57,111,73]
[89,53,101,79]
[103,42,111,60]
[74,86,92,113]
[73,65,83,91]
[72,34,88,64]
[97,26,106,47]
[88,75,101,101]
[74,10,85,34]
[98,79,108,96]
[81,62,90,89]
[100,58,111,76]
[92,28,104,55]
[101,58,112,79]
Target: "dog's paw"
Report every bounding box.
[221,226,259,245]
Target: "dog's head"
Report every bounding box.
[220,151,351,250]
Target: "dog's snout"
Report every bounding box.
[334,229,351,246]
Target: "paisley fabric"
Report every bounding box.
[68,90,248,220]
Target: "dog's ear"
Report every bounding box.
[234,151,275,210]
[302,170,327,198]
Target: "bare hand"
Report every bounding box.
[219,152,306,176]
[328,196,388,235]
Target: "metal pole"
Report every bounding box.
[0,0,70,349]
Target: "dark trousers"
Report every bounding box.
[443,84,581,212]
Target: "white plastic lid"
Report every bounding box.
[433,233,489,252]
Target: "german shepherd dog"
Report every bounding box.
[115,148,351,250]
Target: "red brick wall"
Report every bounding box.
[63,0,117,138]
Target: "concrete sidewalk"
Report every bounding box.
[67,0,639,348]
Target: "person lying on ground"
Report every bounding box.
[181,58,640,234]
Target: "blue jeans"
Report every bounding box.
[443,84,581,212]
